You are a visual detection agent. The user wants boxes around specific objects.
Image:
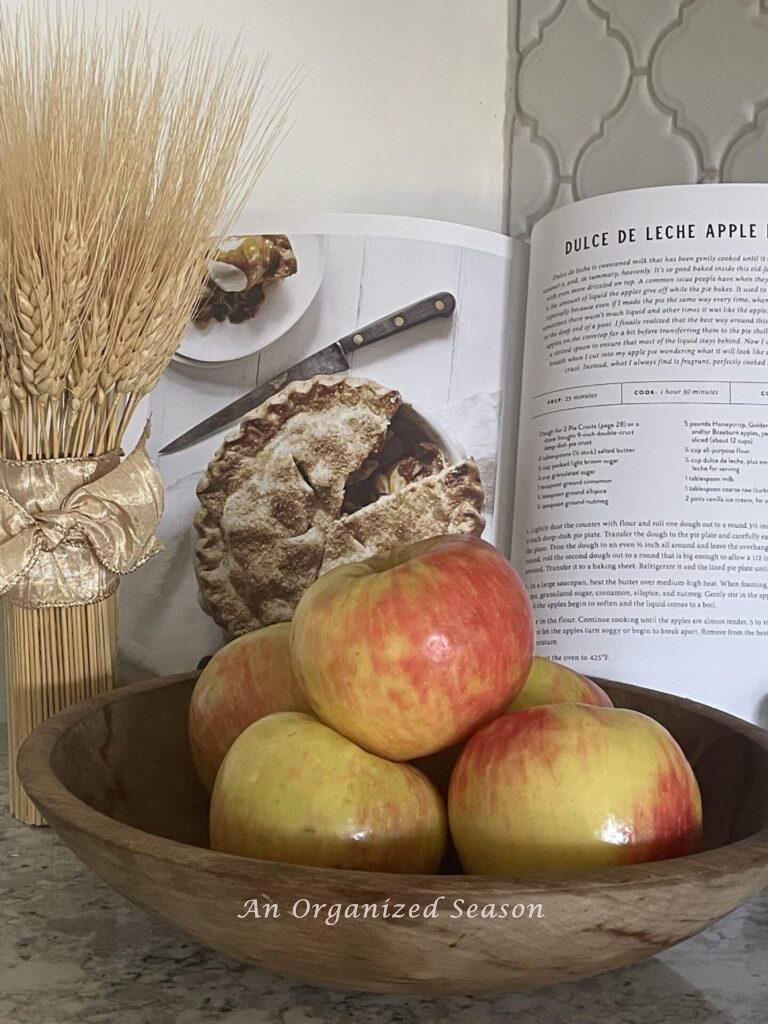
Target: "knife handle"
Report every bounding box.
[338,292,455,356]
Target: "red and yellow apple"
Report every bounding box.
[188,623,308,791]
[210,711,447,872]
[290,535,535,761]
[449,703,702,874]
[415,658,610,796]
[508,656,612,711]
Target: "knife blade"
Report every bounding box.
[160,291,455,455]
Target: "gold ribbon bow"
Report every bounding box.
[0,425,164,608]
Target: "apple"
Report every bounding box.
[291,535,535,761]
[449,703,702,874]
[210,711,447,872]
[188,623,308,791]
[414,659,612,795]
[415,658,609,791]
[507,656,612,711]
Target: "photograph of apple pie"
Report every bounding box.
[194,374,485,636]
[193,234,298,329]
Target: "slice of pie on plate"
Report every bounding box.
[194,374,484,636]
[193,234,298,328]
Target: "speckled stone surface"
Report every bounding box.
[1,727,766,1024]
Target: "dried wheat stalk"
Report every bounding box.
[0,3,296,460]
[0,3,296,823]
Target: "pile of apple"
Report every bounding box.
[189,535,703,875]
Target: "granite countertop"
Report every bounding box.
[1,729,766,1024]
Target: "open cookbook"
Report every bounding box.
[507,183,768,726]
[122,185,768,726]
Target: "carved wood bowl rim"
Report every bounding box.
[17,671,768,893]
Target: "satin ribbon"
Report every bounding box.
[0,425,163,607]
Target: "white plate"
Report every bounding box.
[175,234,326,365]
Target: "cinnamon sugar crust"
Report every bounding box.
[195,374,485,635]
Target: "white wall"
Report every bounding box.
[43,0,510,230]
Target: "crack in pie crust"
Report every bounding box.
[195,374,484,636]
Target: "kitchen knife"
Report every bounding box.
[160,291,455,455]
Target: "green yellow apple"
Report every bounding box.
[291,535,535,761]
[188,623,308,791]
[449,703,703,874]
[508,656,612,711]
[210,711,447,872]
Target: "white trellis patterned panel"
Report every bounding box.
[510,0,768,237]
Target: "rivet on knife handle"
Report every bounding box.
[339,292,455,355]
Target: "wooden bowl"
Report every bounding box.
[17,673,768,994]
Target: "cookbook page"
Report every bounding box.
[118,214,519,682]
[511,184,768,724]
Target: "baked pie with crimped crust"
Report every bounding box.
[194,374,484,635]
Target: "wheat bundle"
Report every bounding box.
[0,4,294,822]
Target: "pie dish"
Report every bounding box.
[194,374,485,635]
